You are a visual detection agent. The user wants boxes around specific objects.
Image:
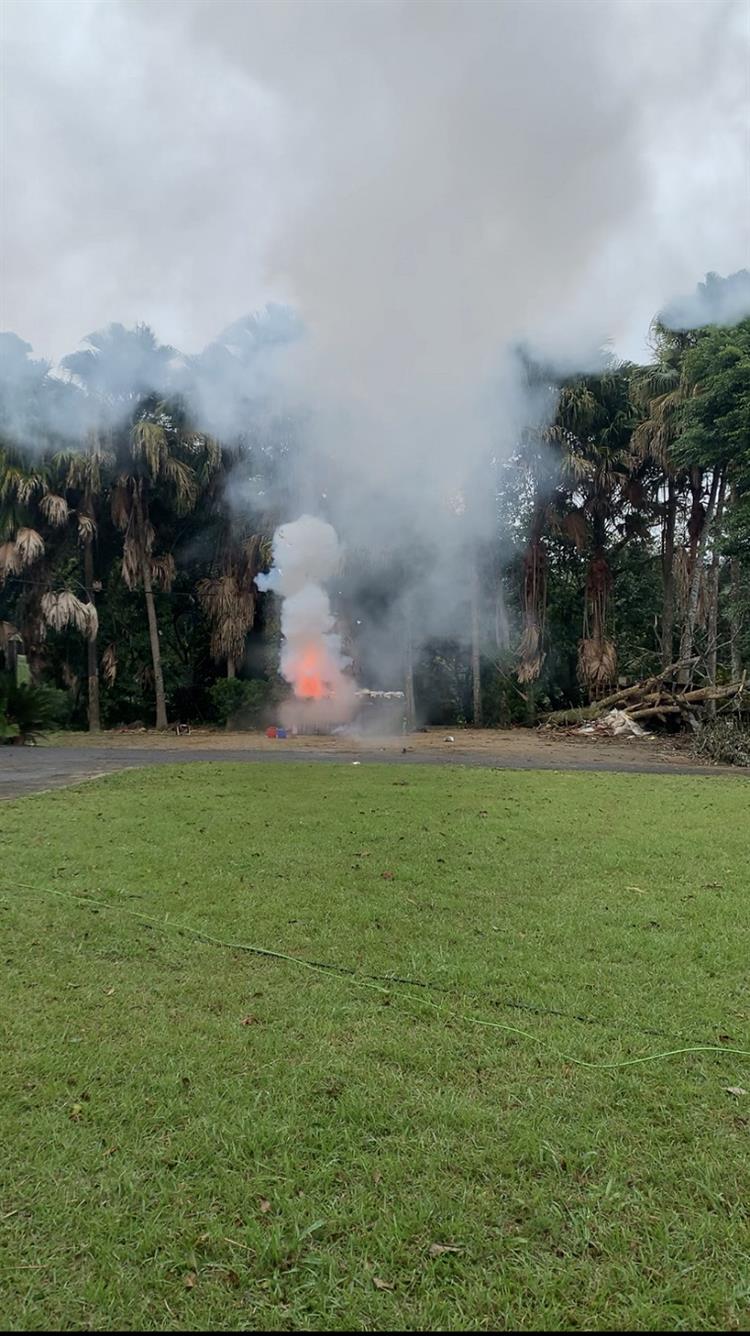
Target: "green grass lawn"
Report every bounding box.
[2,763,750,1332]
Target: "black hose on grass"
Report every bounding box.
[9,881,750,1073]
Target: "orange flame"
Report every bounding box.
[290,646,332,700]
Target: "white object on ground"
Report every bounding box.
[577,708,648,737]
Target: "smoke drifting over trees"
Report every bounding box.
[1,1,749,729]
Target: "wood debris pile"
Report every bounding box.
[543,660,747,732]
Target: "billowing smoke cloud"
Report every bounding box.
[257,516,355,720]
[3,0,748,691]
[660,270,750,333]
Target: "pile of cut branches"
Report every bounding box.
[543,660,747,731]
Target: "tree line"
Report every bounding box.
[1,277,749,733]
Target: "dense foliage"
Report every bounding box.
[1,278,749,731]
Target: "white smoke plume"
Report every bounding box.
[256,515,356,720]
[3,0,748,691]
[660,270,750,333]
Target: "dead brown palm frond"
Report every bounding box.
[131,420,168,475]
[14,471,45,505]
[162,455,198,514]
[197,573,256,664]
[41,589,98,640]
[39,492,70,527]
[40,589,81,634]
[64,452,89,490]
[121,534,141,590]
[150,553,175,591]
[15,527,45,567]
[577,636,617,694]
[0,541,21,582]
[136,662,154,693]
[243,532,272,574]
[77,512,97,545]
[517,621,544,683]
[101,643,117,687]
[561,509,589,550]
[111,478,132,531]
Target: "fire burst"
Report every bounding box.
[293,647,332,700]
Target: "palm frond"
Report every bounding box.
[101,643,117,686]
[0,541,21,582]
[15,527,45,567]
[577,637,617,692]
[77,513,97,545]
[41,589,98,640]
[561,510,589,550]
[39,492,70,527]
[111,478,132,531]
[150,553,175,592]
[131,420,168,476]
[197,573,256,663]
[122,534,141,590]
[162,455,198,514]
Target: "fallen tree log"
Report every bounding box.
[542,659,698,726]
[543,669,745,728]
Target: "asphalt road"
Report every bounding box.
[0,743,741,800]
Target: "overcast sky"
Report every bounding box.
[1,0,748,367]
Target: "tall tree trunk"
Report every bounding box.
[661,476,677,670]
[133,489,168,729]
[687,467,705,576]
[470,549,482,727]
[83,539,100,733]
[227,656,236,679]
[706,485,727,714]
[678,468,724,686]
[730,557,744,681]
[404,612,416,730]
[517,497,547,683]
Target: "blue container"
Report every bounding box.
[276,727,287,739]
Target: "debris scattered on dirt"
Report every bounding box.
[577,708,649,738]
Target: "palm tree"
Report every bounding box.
[0,443,50,671]
[552,368,638,697]
[60,437,113,730]
[110,404,219,728]
[630,323,704,670]
[197,532,270,678]
[62,325,218,728]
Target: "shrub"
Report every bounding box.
[691,717,750,768]
[208,677,279,729]
[0,676,70,744]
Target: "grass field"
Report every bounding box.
[2,762,750,1332]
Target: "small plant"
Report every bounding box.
[691,716,750,768]
[0,675,70,744]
